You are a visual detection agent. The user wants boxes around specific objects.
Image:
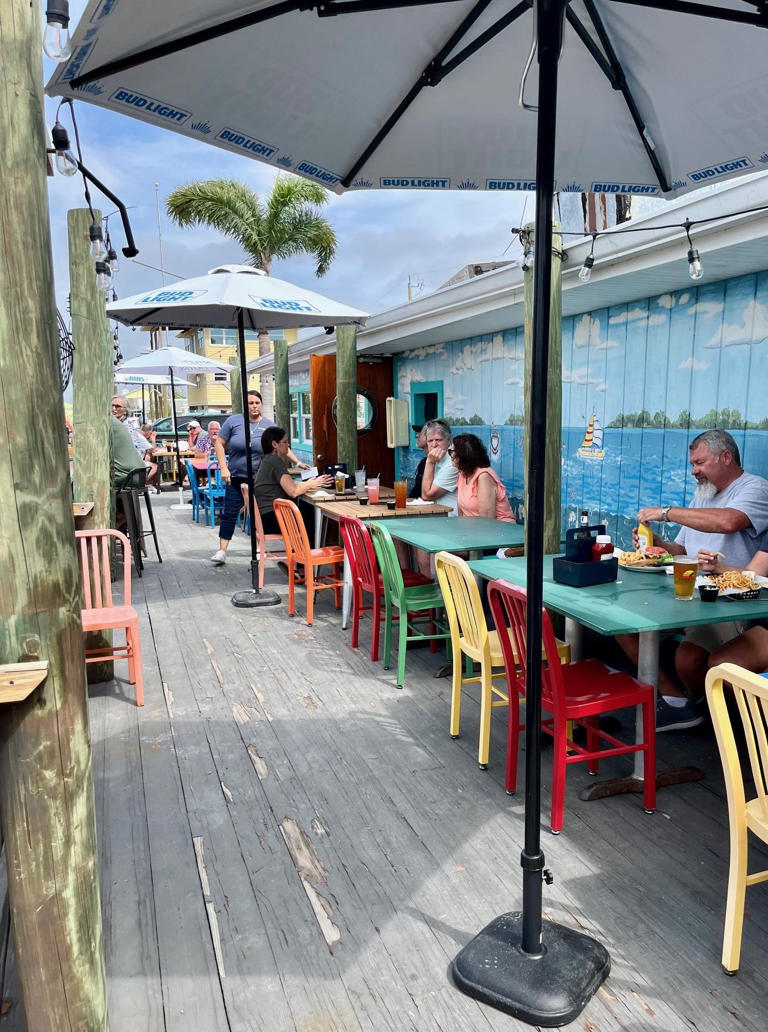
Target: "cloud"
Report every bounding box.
[595,382,608,393]
[449,343,478,375]
[704,300,768,349]
[687,300,724,317]
[411,342,447,359]
[609,306,647,324]
[678,356,711,371]
[657,294,676,309]
[648,314,668,326]
[562,366,600,385]
[571,314,619,351]
[505,376,523,386]
[679,293,690,304]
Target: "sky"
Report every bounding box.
[43,3,531,364]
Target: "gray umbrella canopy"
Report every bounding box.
[49,0,768,201]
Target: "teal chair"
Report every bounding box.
[369,521,450,688]
[183,459,202,523]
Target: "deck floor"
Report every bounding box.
[4,494,768,1031]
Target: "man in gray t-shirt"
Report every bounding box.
[628,429,768,727]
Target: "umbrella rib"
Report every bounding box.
[611,0,768,27]
[580,0,671,192]
[341,0,528,187]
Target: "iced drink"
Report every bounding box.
[673,555,698,600]
[394,480,407,509]
[367,478,380,504]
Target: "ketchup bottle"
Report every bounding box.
[592,535,613,561]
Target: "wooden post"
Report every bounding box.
[523,220,563,555]
[336,325,358,472]
[273,337,290,433]
[70,207,115,680]
[0,6,108,1030]
[230,356,242,415]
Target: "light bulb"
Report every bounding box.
[107,247,119,273]
[89,224,107,260]
[687,247,703,280]
[579,255,594,283]
[51,122,78,176]
[43,0,71,61]
[95,260,112,293]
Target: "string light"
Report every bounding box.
[46,100,139,294]
[684,219,703,280]
[513,198,768,288]
[43,0,71,61]
[579,234,596,283]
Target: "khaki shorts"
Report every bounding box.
[682,621,743,653]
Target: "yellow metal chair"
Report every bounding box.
[705,662,768,975]
[434,551,571,771]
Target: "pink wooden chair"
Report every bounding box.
[240,484,286,588]
[76,529,144,706]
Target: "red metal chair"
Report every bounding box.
[339,514,432,660]
[274,499,344,624]
[76,529,144,706]
[240,484,286,588]
[488,578,656,833]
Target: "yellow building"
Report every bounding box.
[177,326,298,413]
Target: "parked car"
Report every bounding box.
[151,411,227,444]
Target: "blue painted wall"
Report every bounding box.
[394,270,768,548]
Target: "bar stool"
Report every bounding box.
[115,468,162,573]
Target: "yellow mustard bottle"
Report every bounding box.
[637,522,654,551]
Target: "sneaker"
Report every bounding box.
[655,695,704,732]
[209,549,227,565]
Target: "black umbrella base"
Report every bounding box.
[231,589,281,608]
[451,912,610,1027]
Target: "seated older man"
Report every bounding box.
[193,420,221,457]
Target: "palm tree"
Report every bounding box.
[166,176,337,411]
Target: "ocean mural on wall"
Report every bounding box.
[395,269,768,548]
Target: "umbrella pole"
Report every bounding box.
[170,367,182,486]
[451,0,609,1024]
[141,385,146,425]
[232,308,280,608]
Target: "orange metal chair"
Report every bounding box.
[76,528,144,706]
[240,485,286,588]
[339,514,432,660]
[488,578,655,833]
[705,663,768,975]
[273,499,344,624]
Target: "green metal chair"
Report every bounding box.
[369,521,450,688]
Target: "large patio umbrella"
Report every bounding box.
[51,0,768,1023]
[108,265,367,608]
[114,371,194,423]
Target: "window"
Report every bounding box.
[290,393,300,441]
[289,387,313,445]
[410,380,443,446]
[300,391,312,441]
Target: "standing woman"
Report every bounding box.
[450,433,516,523]
[209,390,307,564]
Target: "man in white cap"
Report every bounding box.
[186,420,203,451]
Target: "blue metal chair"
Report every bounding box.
[183,460,202,523]
[200,457,226,527]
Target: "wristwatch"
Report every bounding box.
[661,505,671,522]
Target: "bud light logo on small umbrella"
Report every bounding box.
[137,289,207,304]
[250,296,321,313]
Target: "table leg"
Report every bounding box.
[564,618,583,661]
[578,629,703,802]
[314,506,322,549]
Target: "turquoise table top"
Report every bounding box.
[468,555,768,637]
[374,516,525,553]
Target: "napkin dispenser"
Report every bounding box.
[552,525,618,587]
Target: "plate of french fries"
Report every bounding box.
[700,571,768,599]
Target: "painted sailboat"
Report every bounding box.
[577,413,605,460]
